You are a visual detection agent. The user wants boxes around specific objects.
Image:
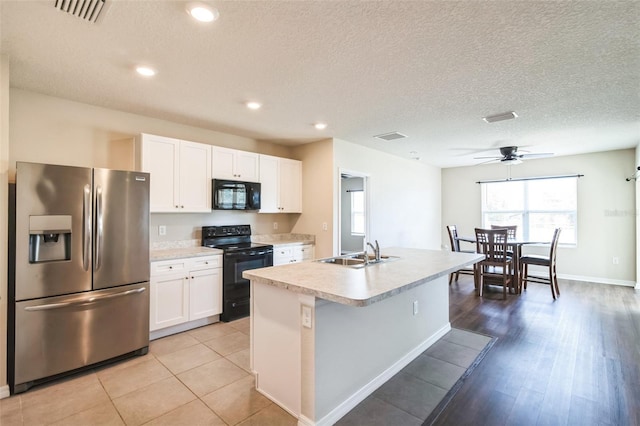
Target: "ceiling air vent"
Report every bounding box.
[54,0,108,23]
[374,132,407,141]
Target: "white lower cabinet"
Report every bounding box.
[274,244,314,266]
[150,255,222,332]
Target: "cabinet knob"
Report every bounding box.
[175,205,179,208]
[169,266,173,269]
[205,261,209,264]
[181,205,184,208]
[191,276,194,279]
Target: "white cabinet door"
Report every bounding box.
[258,155,302,213]
[292,244,314,262]
[141,134,180,212]
[189,268,222,320]
[212,147,259,181]
[179,141,211,212]
[259,154,280,213]
[235,151,259,181]
[279,159,302,213]
[150,273,189,331]
[140,134,211,213]
[212,147,236,180]
[274,246,293,265]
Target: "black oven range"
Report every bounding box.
[201,225,273,322]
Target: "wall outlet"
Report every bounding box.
[301,305,312,329]
[413,300,419,316]
[613,257,619,265]
[322,222,328,231]
[273,222,278,230]
[158,225,167,236]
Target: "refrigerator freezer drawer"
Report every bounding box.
[13,282,150,389]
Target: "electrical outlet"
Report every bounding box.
[413,300,419,316]
[322,222,328,231]
[158,225,166,236]
[273,222,278,230]
[613,257,619,265]
[301,305,312,329]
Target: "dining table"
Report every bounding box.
[455,235,548,294]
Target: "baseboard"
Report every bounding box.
[311,322,452,426]
[558,274,635,288]
[0,384,10,399]
[149,315,220,340]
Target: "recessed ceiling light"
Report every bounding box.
[187,3,219,22]
[483,111,518,123]
[246,101,262,110]
[314,122,327,130]
[135,66,156,77]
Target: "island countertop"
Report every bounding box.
[243,247,483,306]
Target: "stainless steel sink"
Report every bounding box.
[316,253,400,268]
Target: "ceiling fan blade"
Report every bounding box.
[473,156,502,159]
[520,152,554,158]
[476,158,501,165]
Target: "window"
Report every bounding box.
[480,177,577,244]
[350,191,365,235]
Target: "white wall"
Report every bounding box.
[0,55,10,396]
[442,149,636,285]
[333,139,442,253]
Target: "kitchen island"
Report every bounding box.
[243,247,483,426]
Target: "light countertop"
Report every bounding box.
[243,247,483,306]
[150,246,223,261]
[252,233,315,247]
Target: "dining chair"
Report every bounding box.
[491,224,517,258]
[520,228,562,299]
[474,228,514,299]
[446,225,474,285]
[490,224,517,239]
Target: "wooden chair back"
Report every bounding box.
[549,227,562,267]
[475,228,510,266]
[490,224,517,239]
[446,225,461,252]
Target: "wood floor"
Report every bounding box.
[432,276,640,426]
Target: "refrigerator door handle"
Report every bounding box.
[83,184,91,271]
[24,287,146,311]
[95,185,103,271]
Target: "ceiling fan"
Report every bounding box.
[474,146,553,165]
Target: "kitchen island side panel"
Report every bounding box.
[250,275,450,425]
[311,276,450,423]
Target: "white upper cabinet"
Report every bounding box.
[138,133,211,213]
[259,154,302,213]
[212,147,259,182]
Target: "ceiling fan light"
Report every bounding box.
[483,111,518,123]
[502,158,522,165]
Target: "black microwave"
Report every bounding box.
[213,179,261,210]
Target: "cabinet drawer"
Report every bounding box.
[151,259,189,277]
[191,255,221,270]
[299,245,313,260]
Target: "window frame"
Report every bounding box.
[480,177,578,246]
[350,190,365,236]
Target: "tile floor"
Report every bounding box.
[0,321,492,426]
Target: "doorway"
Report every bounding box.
[339,171,369,255]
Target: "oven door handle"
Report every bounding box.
[225,250,272,258]
[231,299,251,308]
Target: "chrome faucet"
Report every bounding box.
[366,240,381,262]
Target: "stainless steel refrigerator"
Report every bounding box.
[8,162,150,394]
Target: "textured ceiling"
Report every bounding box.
[1,0,638,167]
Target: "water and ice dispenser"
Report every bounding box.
[28,215,72,263]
